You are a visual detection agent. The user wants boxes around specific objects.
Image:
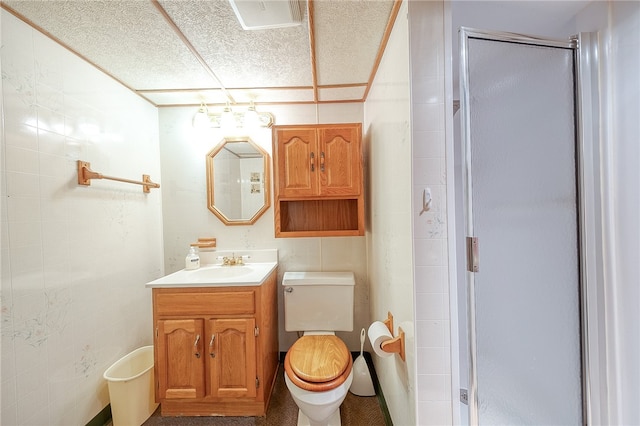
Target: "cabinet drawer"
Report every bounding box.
[154,290,255,316]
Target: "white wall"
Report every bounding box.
[1,10,164,425]
[157,103,370,353]
[364,2,416,424]
[576,2,640,424]
[606,5,640,422]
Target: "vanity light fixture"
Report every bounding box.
[192,101,274,129]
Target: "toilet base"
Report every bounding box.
[296,408,341,426]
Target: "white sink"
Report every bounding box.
[146,249,278,288]
[188,265,255,279]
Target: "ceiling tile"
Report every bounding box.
[141,90,230,106]
[227,88,315,104]
[4,0,220,91]
[314,0,394,86]
[159,0,313,89]
[318,86,366,102]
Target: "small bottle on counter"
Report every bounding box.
[185,246,200,270]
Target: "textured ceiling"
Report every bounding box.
[3,0,399,108]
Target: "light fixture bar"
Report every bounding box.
[192,103,274,129]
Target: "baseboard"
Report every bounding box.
[361,351,393,426]
[85,404,111,426]
[279,350,393,426]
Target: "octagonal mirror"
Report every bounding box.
[206,137,271,225]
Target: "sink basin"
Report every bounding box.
[187,265,254,280]
[146,249,278,288]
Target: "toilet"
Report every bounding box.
[282,271,355,426]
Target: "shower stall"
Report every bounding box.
[455,28,602,424]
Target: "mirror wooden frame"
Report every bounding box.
[206,137,271,225]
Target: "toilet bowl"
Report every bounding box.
[282,271,356,426]
[284,334,353,426]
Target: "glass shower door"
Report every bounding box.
[460,29,583,425]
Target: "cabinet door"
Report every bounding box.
[156,319,205,400]
[208,318,257,398]
[275,128,318,198]
[319,126,361,196]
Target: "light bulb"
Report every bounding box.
[192,104,210,128]
[220,103,236,130]
[244,101,260,128]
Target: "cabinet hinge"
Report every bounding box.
[155,327,158,338]
[256,377,260,388]
[254,327,259,337]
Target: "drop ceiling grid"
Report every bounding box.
[159,0,313,90]
[4,0,219,91]
[314,0,394,86]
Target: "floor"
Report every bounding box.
[138,364,388,426]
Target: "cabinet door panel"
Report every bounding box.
[319,126,361,196]
[276,128,318,197]
[209,318,257,398]
[157,319,205,400]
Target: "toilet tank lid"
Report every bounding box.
[282,271,355,286]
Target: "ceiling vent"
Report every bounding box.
[228,0,303,30]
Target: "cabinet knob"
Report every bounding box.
[209,335,216,358]
[310,152,315,172]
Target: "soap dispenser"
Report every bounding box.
[185,246,200,270]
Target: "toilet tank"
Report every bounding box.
[283,271,355,332]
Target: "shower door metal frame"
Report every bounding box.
[458,27,599,425]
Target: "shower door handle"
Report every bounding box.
[466,236,479,272]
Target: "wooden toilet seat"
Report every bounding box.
[284,335,353,392]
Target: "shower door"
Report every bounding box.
[459,28,583,425]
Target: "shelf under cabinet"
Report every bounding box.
[275,198,364,237]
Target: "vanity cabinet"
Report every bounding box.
[273,123,364,237]
[152,270,277,417]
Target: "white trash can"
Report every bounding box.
[103,346,158,426]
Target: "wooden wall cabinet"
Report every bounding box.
[273,123,364,237]
[152,270,278,417]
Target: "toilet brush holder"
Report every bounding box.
[350,328,376,396]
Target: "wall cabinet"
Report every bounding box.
[273,123,364,237]
[152,270,278,417]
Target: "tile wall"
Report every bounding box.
[408,1,452,424]
[365,10,417,416]
[1,10,163,425]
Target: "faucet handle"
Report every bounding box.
[217,255,232,265]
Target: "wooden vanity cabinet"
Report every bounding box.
[152,270,278,417]
[273,123,364,237]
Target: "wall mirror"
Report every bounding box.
[206,137,271,225]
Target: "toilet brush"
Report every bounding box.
[349,328,376,396]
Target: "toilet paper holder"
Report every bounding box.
[380,312,405,361]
